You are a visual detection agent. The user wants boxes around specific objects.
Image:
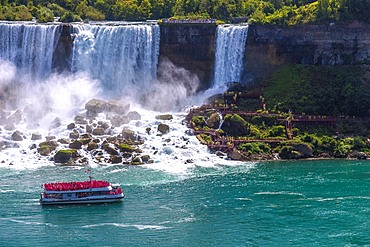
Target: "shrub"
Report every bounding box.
[191,116,206,129]
[35,6,54,23]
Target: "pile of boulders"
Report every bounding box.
[5,98,174,166]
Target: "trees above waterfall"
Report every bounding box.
[0,0,369,24]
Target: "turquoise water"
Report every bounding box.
[1,160,370,246]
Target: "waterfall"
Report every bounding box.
[71,23,160,98]
[214,24,248,89]
[0,22,61,79]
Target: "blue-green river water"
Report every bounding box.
[1,160,369,246]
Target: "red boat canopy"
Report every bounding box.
[43,180,110,191]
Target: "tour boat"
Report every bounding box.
[40,179,124,205]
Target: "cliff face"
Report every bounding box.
[50,23,369,88]
[243,23,370,82]
[52,24,73,72]
[159,24,217,89]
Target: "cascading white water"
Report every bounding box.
[0,22,61,79]
[214,24,249,89]
[71,23,160,98]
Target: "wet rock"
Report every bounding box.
[87,141,98,151]
[85,99,107,114]
[67,123,76,130]
[80,133,92,139]
[69,140,83,149]
[29,143,37,150]
[11,131,23,141]
[127,111,141,121]
[54,149,78,163]
[122,128,136,141]
[37,145,54,156]
[40,140,58,148]
[110,155,123,164]
[46,136,56,141]
[86,125,93,133]
[118,143,135,153]
[111,115,129,127]
[207,112,221,129]
[294,143,313,158]
[227,149,247,160]
[69,131,79,139]
[58,138,70,144]
[79,138,91,145]
[92,127,105,135]
[103,144,119,155]
[31,133,42,141]
[141,154,150,163]
[349,151,367,160]
[155,114,173,120]
[106,100,130,114]
[98,121,110,130]
[74,115,88,125]
[131,156,143,165]
[158,123,169,134]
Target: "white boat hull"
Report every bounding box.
[40,194,124,205]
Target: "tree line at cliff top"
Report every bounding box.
[0,0,368,25]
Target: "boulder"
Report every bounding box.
[58,138,70,144]
[45,136,56,141]
[74,115,88,125]
[80,133,92,139]
[85,99,107,114]
[86,125,93,133]
[294,143,313,158]
[11,131,23,141]
[158,123,169,134]
[155,114,173,120]
[106,100,130,114]
[54,149,78,163]
[87,141,99,151]
[122,128,136,141]
[130,156,143,165]
[31,133,42,141]
[69,140,83,149]
[110,155,123,164]
[103,144,119,155]
[37,145,54,156]
[78,138,91,145]
[207,112,221,129]
[69,131,79,139]
[227,149,246,160]
[127,111,141,121]
[67,123,76,130]
[98,121,110,130]
[141,154,150,163]
[40,140,58,148]
[92,127,105,135]
[349,151,367,160]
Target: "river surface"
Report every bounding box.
[1,159,369,246]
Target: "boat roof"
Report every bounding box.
[43,180,112,192]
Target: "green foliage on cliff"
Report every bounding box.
[0,0,368,24]
[263,64,370,117]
